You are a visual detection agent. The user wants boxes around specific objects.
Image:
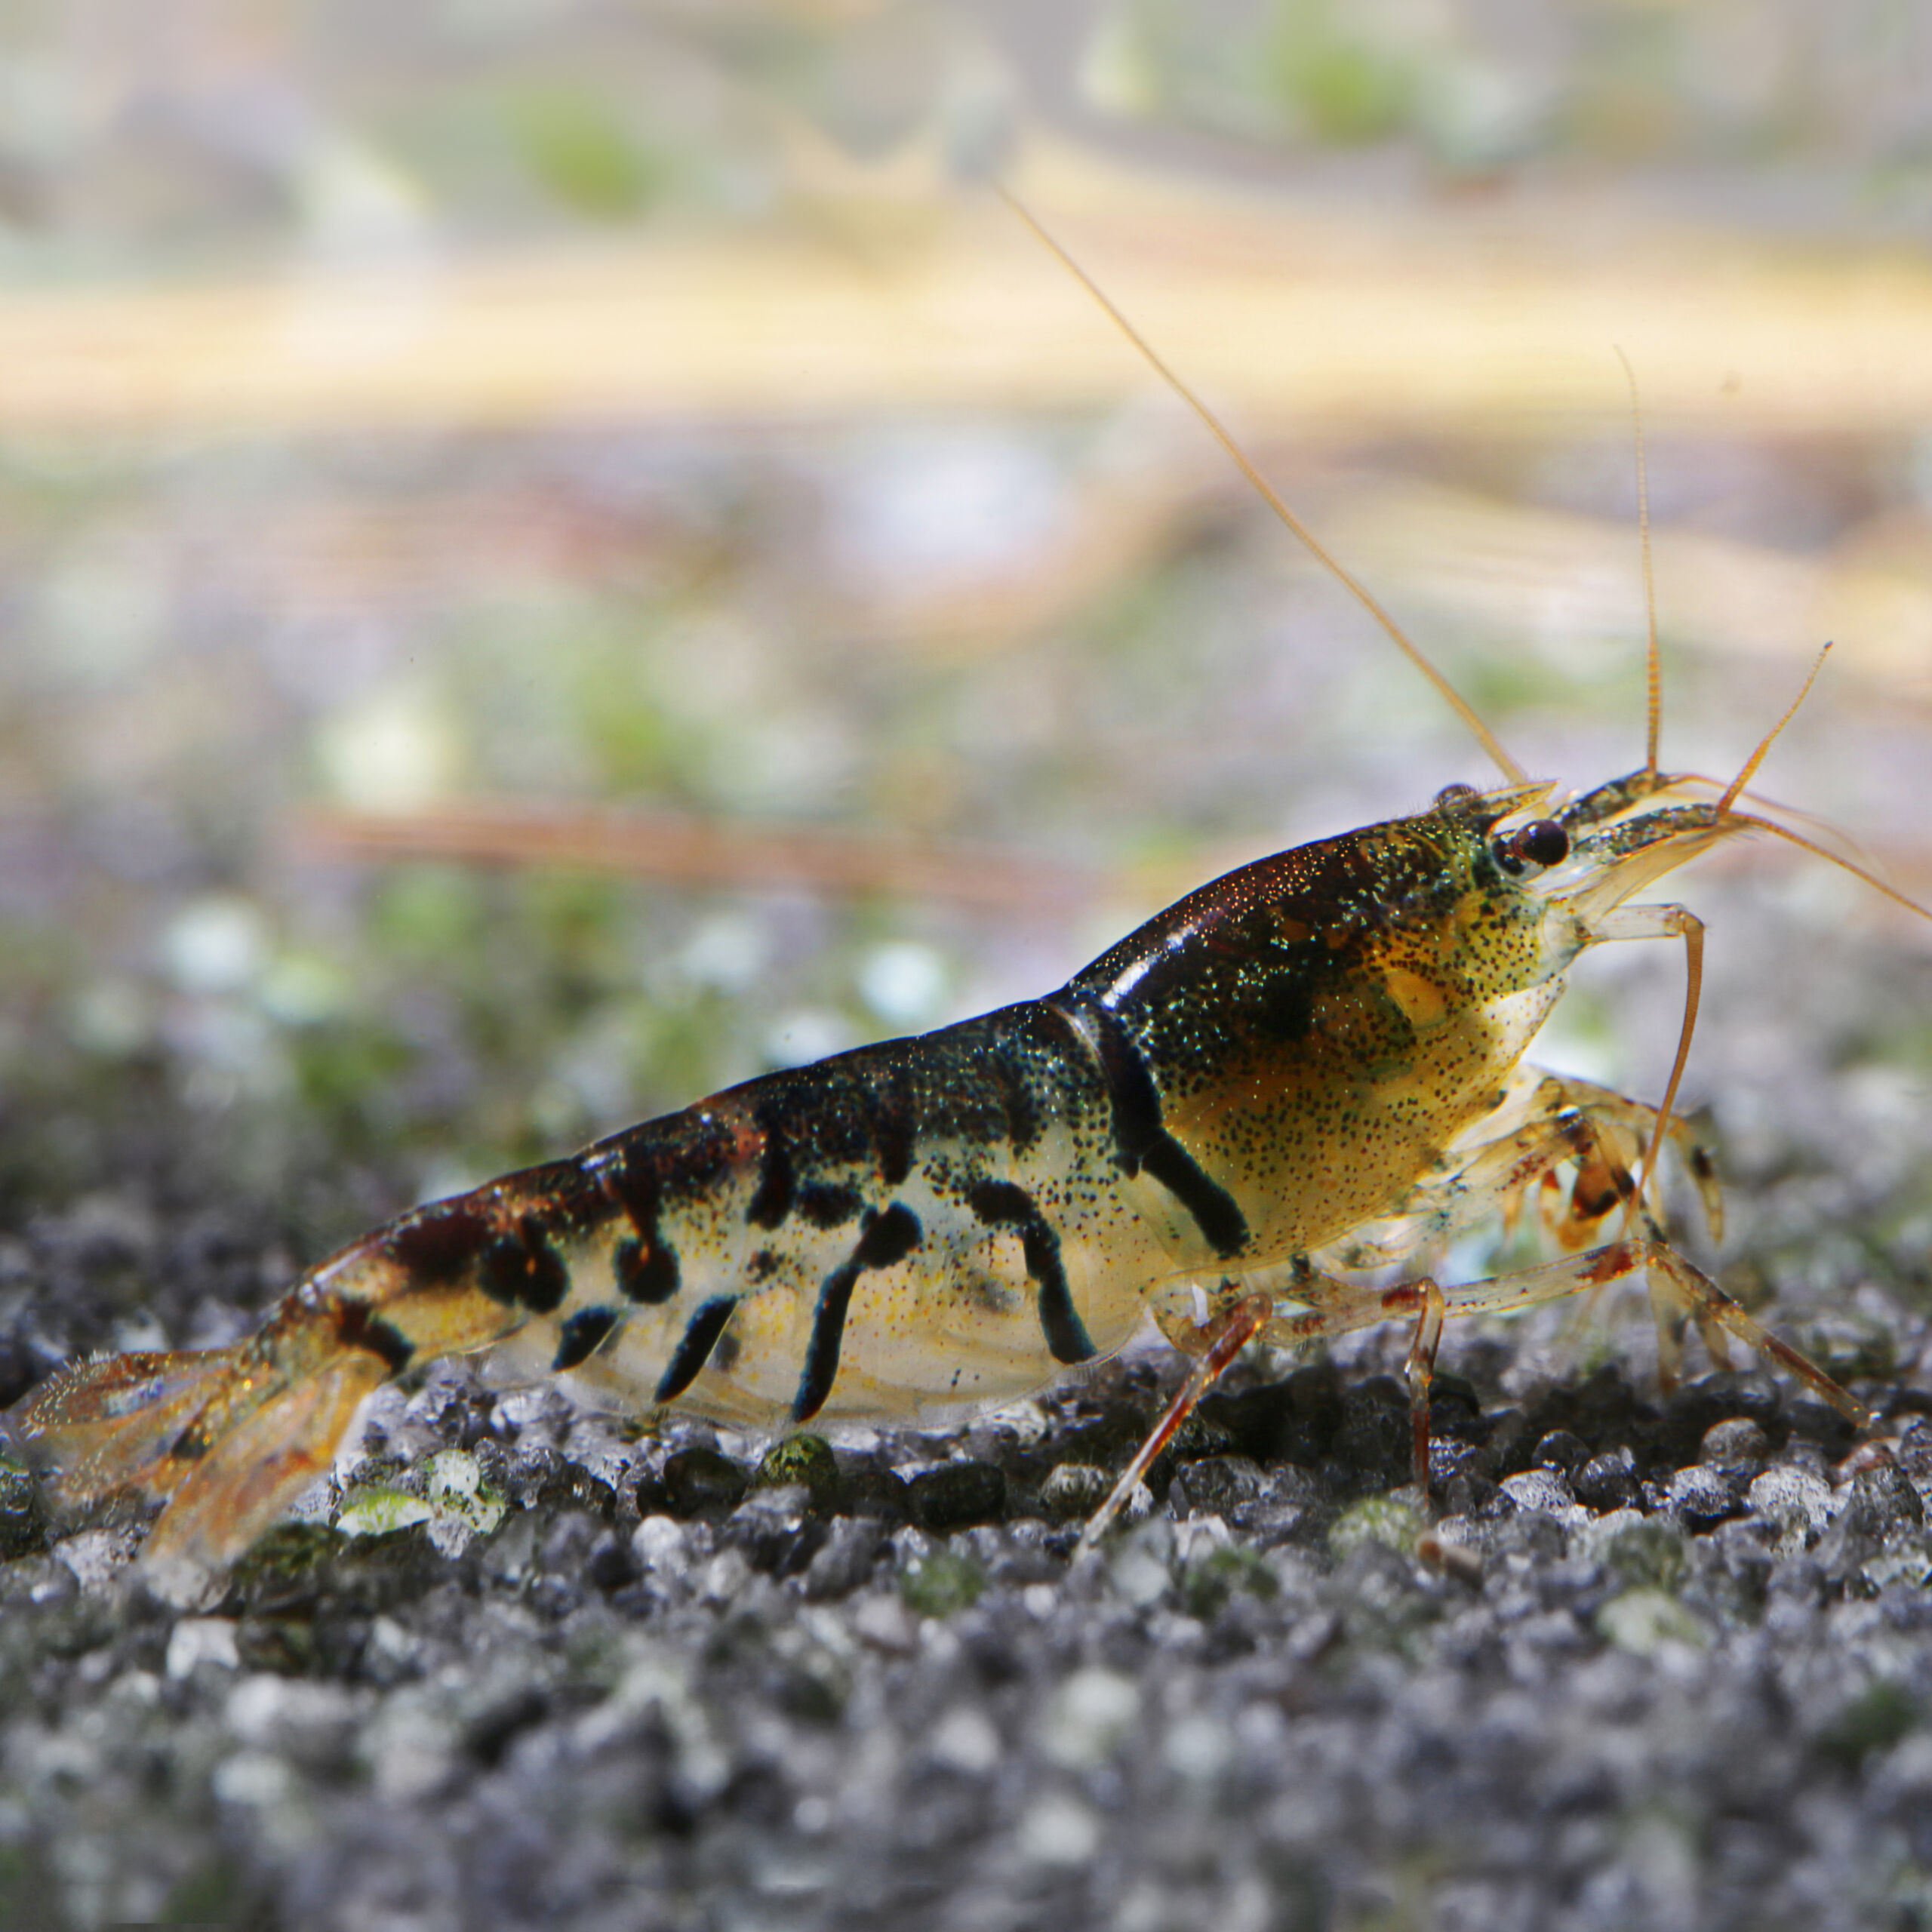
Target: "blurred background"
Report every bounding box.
[1,0,1929,1384]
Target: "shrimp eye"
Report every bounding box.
[1518,820,1569,866]
[1492,819,1570,875]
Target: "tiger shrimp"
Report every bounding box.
[8,205,1924,1598]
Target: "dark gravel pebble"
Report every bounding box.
[652,1446,751,1518]
[755,1432,841,1508]
[1168,1452,1267,1518]
[1532,1426,1591,1472]
[1574,1444,1641,1511]
[1700,1417,1772,1468]
[908,1458,1008,1531]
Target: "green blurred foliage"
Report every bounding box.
[504,82,669,221]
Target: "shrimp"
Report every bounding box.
[8,205,1923,1598]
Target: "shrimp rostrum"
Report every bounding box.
[8,759,1890,1589]
[8,205,1920,1593]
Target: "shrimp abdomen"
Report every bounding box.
[8,995,1155,1582]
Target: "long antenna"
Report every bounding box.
[1629,642,1931,1214]
[1718,644,1831,814]
[1000,188,1526,788]
[1703,643,1932,918]
[1614,347,1662,776]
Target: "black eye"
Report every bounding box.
[1491,819,1570,876]
[1518,820,1569,866]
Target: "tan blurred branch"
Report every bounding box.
[291,800,1103,913]
[4,151,1931,437]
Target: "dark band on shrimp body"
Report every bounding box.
[1050,989,1249,1260]
[793,1201,925,1421]
[966,1178,1094,1365]
[656,1296,741,1403]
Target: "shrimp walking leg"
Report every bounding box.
[1090,1085,1852,1546]
[1072,1292,1273,1563]
[1256,1222,1865,1497]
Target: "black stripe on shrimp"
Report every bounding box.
[1052,991,1250,1260]
[792,1202,924,1422]
[965,1178,1095,1365]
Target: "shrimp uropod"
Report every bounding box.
[8,201,1924,1597]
